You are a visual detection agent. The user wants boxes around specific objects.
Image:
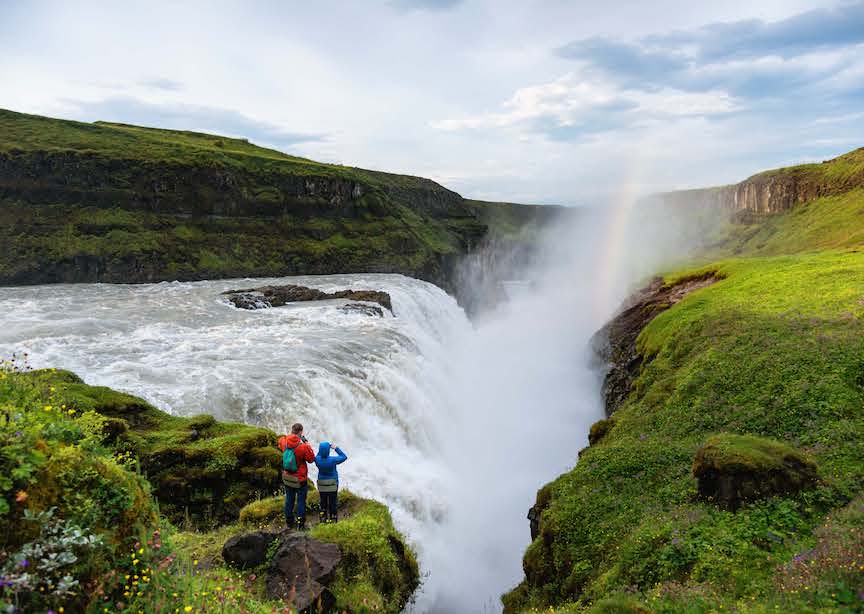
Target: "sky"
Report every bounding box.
[1,0,863,205]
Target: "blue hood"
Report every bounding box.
[318,441,331,458]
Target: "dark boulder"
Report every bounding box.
[223,284,393,312]
[693,433,818,511]
[266,534,342,612]
[339,302,384,317]
[222,530,279,569]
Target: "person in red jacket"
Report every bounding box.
[278,423,316,530]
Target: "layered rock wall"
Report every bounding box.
[660,148,864,215]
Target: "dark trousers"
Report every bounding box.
[284,481,308,520]
[320,489,338,517]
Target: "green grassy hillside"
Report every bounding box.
[749,147,864,190]
[716,188,864,256]
[0,109,543,290]
[505,150,864,613]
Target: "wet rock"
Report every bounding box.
[693,433,818,511]
[222,530,279,569]
[266,534,341,611]
[592,273,721,416]
[223,284,392,312]
[339,302,384,317]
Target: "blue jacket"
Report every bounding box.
[315,442,347,483]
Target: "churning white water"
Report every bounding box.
[0,198,712,612]
[0,274,467,539]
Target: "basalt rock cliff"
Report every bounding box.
[659,147,864,216]
[0,109,559,294]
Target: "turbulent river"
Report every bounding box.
[0,269,606,611]
[3,196,698,612]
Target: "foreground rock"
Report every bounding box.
[267,534,342,611]
[693,433,818,511]
[222,530,279,569]
[222,529,342,611]
[223,284,393,312]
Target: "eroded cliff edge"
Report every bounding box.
[659,147,864,215]
[0,109,561,294]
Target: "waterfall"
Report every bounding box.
[0,196,716,612]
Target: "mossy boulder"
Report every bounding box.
[0,367,161,612]
[26,445,158,548]
[693,433,818,511]
[309,498,420,613]
[25,369,281,526]
[588,417,615,446]
[177,494,419,613]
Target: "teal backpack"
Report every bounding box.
[283,445,299,473]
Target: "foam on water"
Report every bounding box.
[0,269,602,612]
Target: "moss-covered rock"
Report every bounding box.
[3,366,420,612]
[309,498,420,613]
[175,492,418,613]
[22,369,281,526]
[588,417,615,446]
[693,433,818,511]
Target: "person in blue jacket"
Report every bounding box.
[314,442,347,523]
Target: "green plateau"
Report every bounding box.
[0,108,558,292]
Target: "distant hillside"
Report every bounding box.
[661,147,864,216]
[0,109,553,290]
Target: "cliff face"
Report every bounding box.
[661,147,864,215]
[505,253,864,614]
[0,109,537,292]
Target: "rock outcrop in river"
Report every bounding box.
[223,284,393,312]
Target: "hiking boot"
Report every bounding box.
[296,516,307,531]
[285,515,294,531]
[319,509,327,524]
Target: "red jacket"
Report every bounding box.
[278,434,315,483]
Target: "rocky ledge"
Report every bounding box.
[223,284,393,313]
[591,272,721,416]
[224,531,341,611]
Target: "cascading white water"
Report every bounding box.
[0,198,718,612]
[0,274,470,544]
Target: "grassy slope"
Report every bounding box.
[0,367,417,613]
[716,188,864,257]
[751,148,864,188]
[0,109,500,287]
[0,109,428,186]
[505,152,864,613]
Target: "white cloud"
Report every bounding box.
[434,73,737,133]
[0,0,859,205]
